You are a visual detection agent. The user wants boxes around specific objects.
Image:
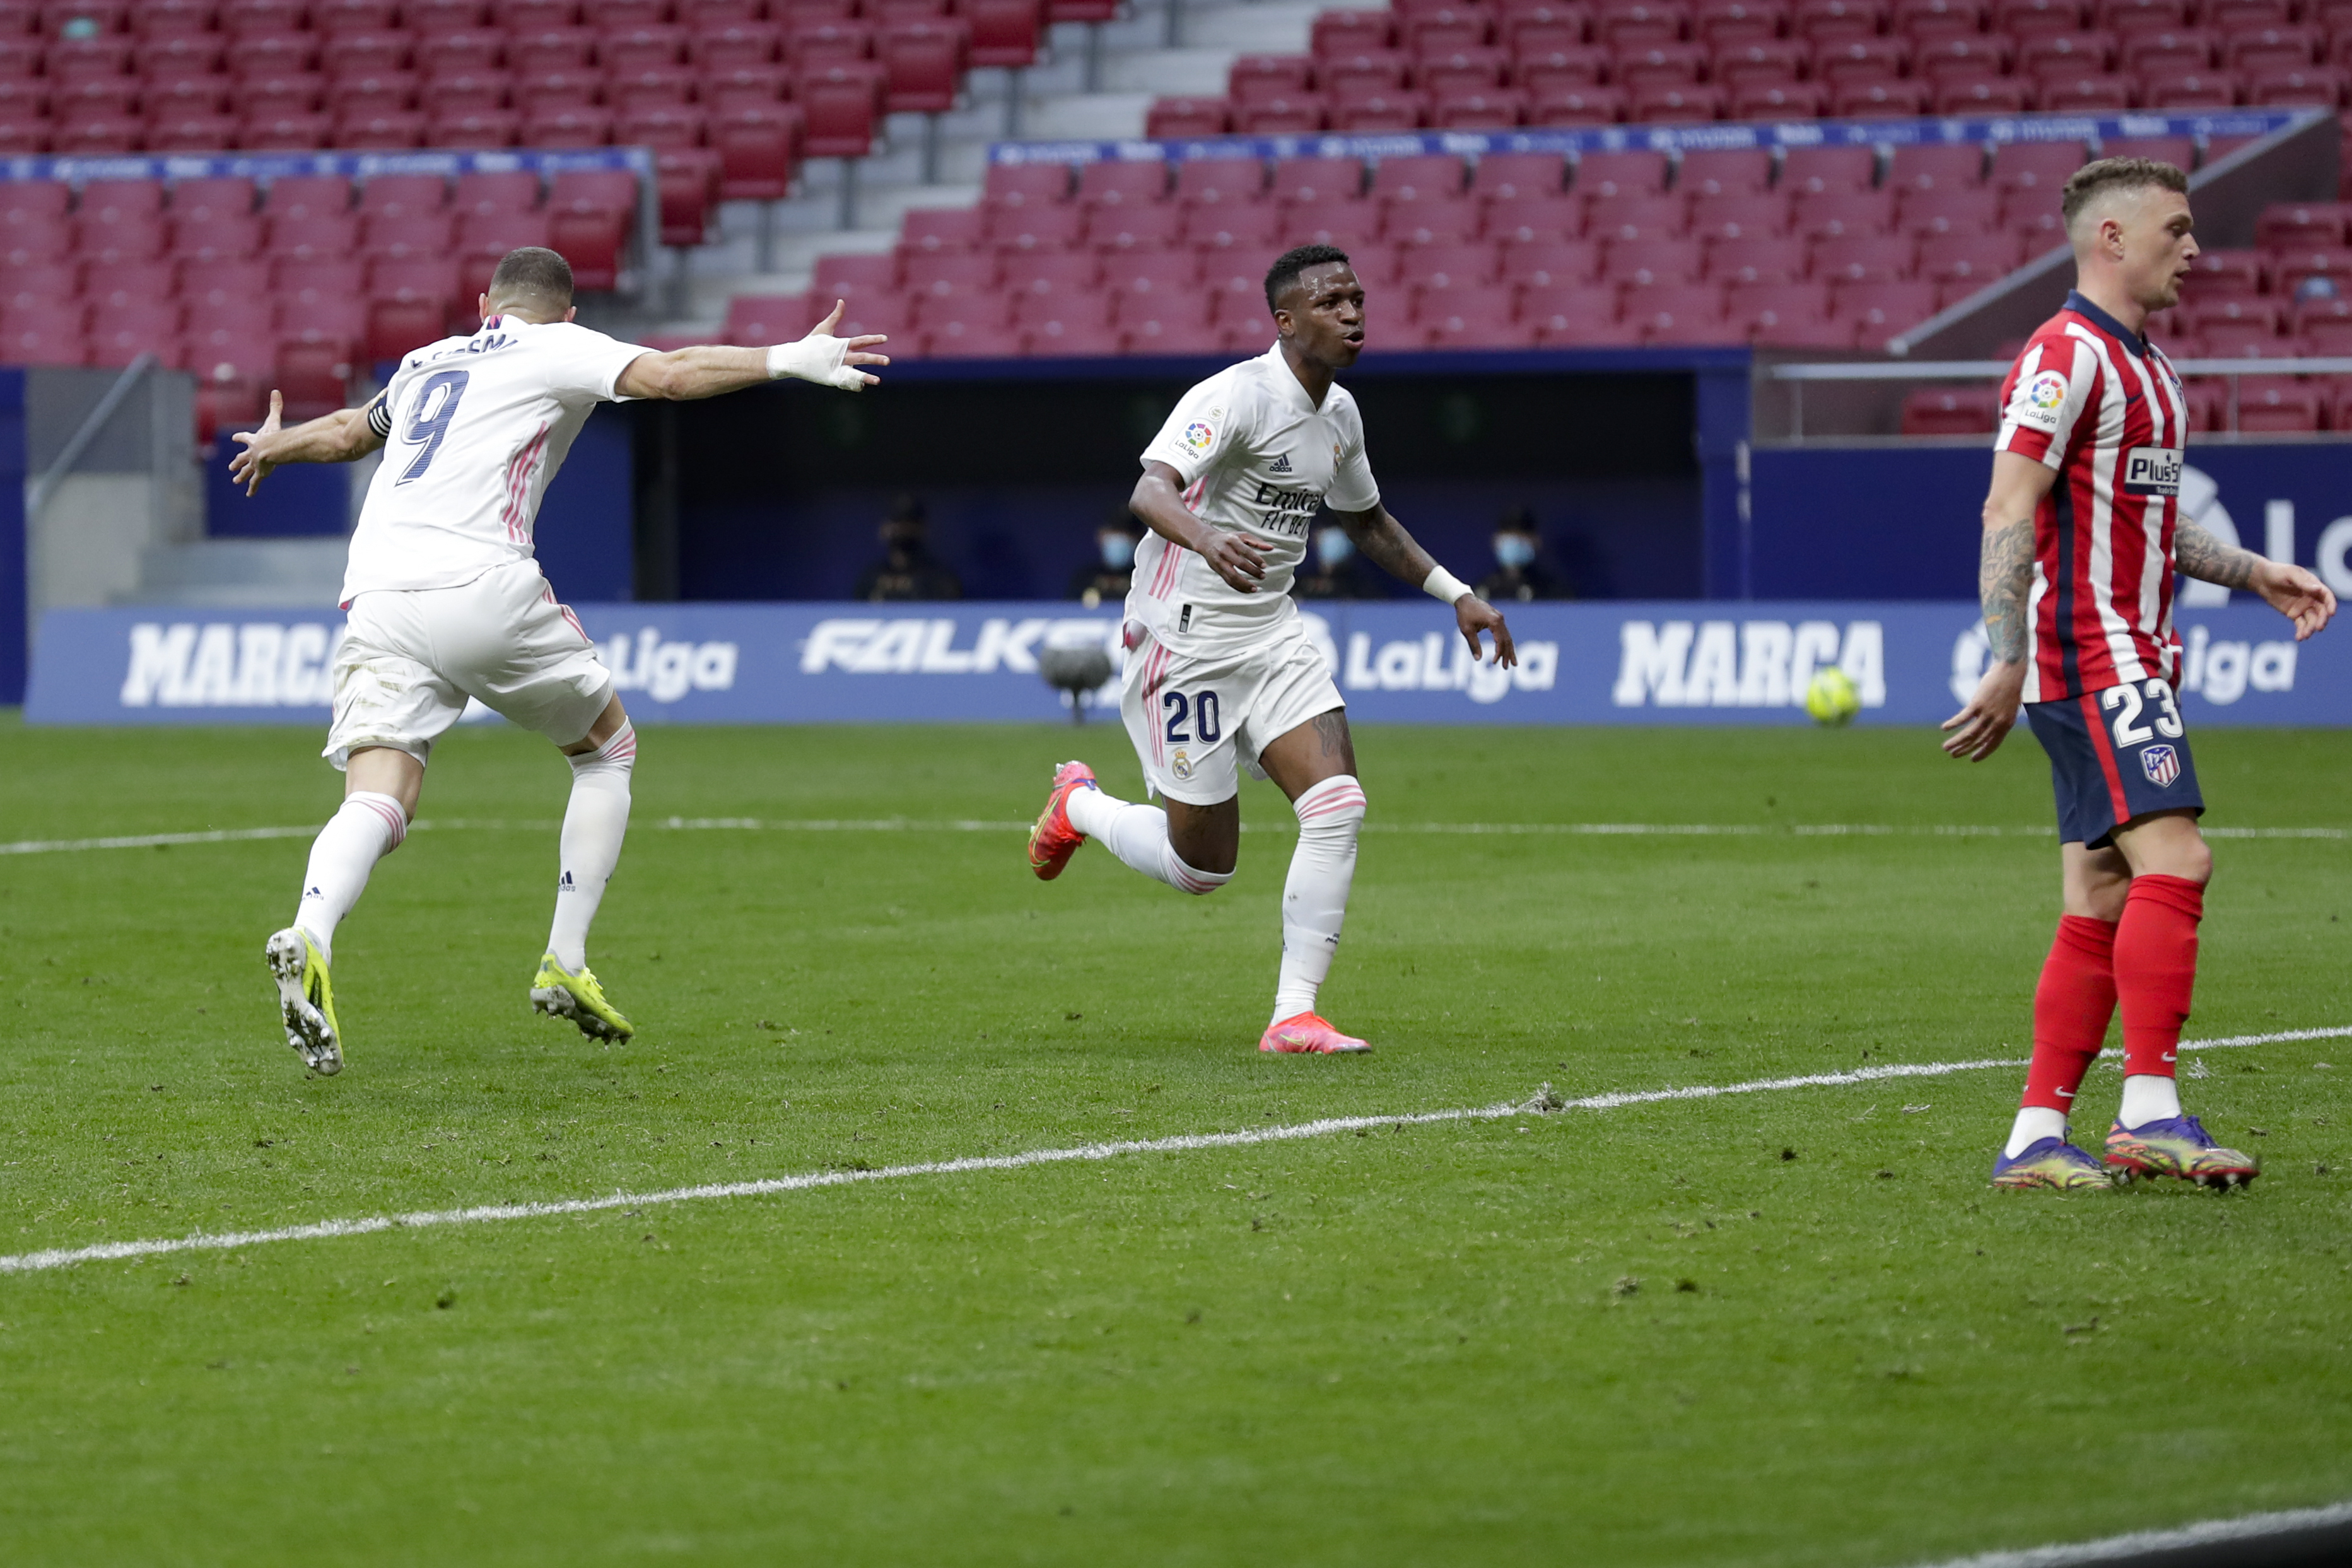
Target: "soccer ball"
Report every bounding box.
[1804,667,1861,727]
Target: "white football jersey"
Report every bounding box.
[341,315,650,604]
[1132,342,1381,653]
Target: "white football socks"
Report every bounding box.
[1272,774,1366,1024]
[547,722,635,971]
[294,790,407,964]
[2118,1073,2182,1130]
[1065,783,1232,896]
[2004,1105,2069,1158]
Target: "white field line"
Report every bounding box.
[2,1025,2343,1279]
[1909,1498,2352,1567]
[4,819,2344,857]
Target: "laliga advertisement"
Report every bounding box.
[26,599,2350,728]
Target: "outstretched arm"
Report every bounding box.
[1941,450,2054,761]
[2177,520,2336,640]
[1331,502,1516,667]
[616,300,888,401]
[227,390,385,497]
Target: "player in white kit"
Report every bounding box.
[1026,246,1516,1053]
[227,247,886,1075]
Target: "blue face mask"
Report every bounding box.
[1101,533,1135,570]
[1495,534,1536,570]
[1316,529,1355,570]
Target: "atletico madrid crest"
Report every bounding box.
[2141,744,2181,787]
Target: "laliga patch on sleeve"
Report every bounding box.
[1183,420,1216,452]
[2010,368,2071,431]
[2123,445,2182,496]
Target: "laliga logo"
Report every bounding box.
[598,628,739,702]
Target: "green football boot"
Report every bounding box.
[531,952,635,1042]
[265,927,343,1077]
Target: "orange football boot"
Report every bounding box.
[1027,759,1098,880]
[1260,1012,1372,1054]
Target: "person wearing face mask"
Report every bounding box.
[854,494,963,601]
[1292,522,1377,599]
[1475,507,1566,602]
[1070,515,1142,607]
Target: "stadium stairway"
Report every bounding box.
[653,0,1384,330]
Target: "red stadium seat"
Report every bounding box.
[1897,184,1998,238]
[1604,235,1704,283]
[180,258,272,314]
[1144,96,1229,139]
[904,250,998,296]
[1237,94,1331,133]
[1712,38,1806,88]
[1813,232,1917,281]
[1231,52,1313,103]
[1270,155,1367,204]
[521,104,616,148]
[1588,191,1687,240]
[1706,233,1808,282]
[1467,151,1562,199]
[1575,148,1670,196]
[1313,9,1396,57]
[1688,192,1790,240]
[966,0,1042,70]
[982,162,1071,207]
[882,20,967,114]
[1401,239,1502,288]
[1103,250,1200,296]
[796,64,882,158]
[453,170,543,219]
[1886,143,1984,194]
[1003,250,1102,296]
[923,318,1025,359]
[1372,153,1467,201]
[240,108,331,149]
[81,258,175,310]
[2038,74,2132,112]
[2233,376,2322,431]
[811,252,899,300]
[1481,192,1579,243]
[1729,80,1828,118]
[1678,148,1772,198]
[1431,86,1530,125]
[2256,201,2352,250]
[1182,201,1283,253]
[1629,282,1733,342]
[1122,305,1224,356]
[1173,157,1268,206]
[1900,387,1998,434]
[983,201,1084,252]
[261,211,357,264]
[693,21,783,71]
[1422,293,1535,348]
[361,255,462,359]
[1,257,80,315]
[710,103,801,199]
[722,293,815,343]
[1284,195,1379,247]
[1529,82,1629,123]
[1498,237,1601,285]
[1780,145,1876,196]
[1075,159,1168,207]
[1383,194,1479,244]
[1514,44,1609,95]
[1088,202,1184,253]
[361,211,457,261]
[1838,278,1939,340]
[1023,308,1121,357]
[1921,230,2027,285]
[1792,188,1893,238]
[170,213,263,262]
[1518,280,1620,332]
[146,110,240,149]
[2183,296,2286,338]
[900,206,985,254]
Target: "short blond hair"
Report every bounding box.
[2059,156,2189,231]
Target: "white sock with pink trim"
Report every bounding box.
[294,790,408,964]
[548,722,636,970]
[1272,774,1366,1024]
[1065,784,1231,896]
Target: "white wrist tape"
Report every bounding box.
[766,332,860,389]
[1423,565,1473,604]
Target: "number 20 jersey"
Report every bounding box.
[1994,290,2191,705]
[340,315,651,607]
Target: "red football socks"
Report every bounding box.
[2022,915,2119,1113]
[2115,873,2204,1079]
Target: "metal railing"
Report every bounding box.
[1762,356,2352,440]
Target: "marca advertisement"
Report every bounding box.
[26,598,2346,728]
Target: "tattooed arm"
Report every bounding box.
[1331,502,1517,667]
[2174,520,2338,638]
[1942,452,2057,761]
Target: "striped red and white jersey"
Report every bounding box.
[1994,290,2191,703]
[341,315,649,606]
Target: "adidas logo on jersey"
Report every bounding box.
[1268,453,1292,474]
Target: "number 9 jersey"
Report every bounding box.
[340,315,653,608]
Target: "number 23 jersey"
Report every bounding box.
[341,315,651,606]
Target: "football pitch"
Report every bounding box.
[1,715,2347,1565]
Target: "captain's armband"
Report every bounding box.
[363,390,394,440]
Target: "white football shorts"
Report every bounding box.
[324,560,612,769]
[1120,615,1343,806]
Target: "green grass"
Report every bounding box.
[1,716,2348,1566]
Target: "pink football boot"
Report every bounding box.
[1260,1012,1371,1054]
[1027,760,1097,881]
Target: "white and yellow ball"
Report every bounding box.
[1804,667,1861,727]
